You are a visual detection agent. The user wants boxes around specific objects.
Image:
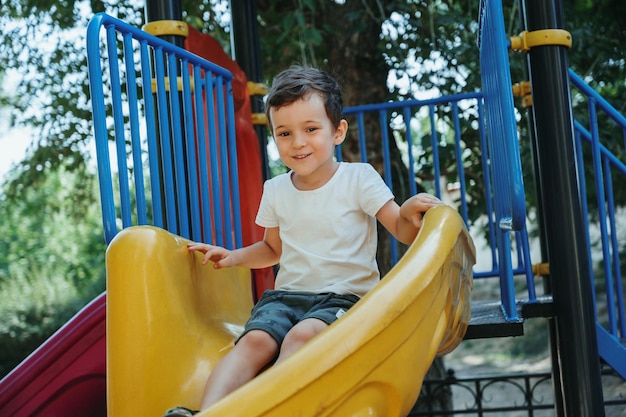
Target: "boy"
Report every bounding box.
[164,65,443,417]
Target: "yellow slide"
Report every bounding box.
[106,206,475,417]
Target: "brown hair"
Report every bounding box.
[265,65,344,133]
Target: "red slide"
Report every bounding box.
[0,293,107,417]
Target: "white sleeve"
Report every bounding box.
[255,178,279,228]
[358,164,394,217]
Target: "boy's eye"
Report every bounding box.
[305,127,317,133]
[276,131,290,137]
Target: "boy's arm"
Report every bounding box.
[188,227,281,269]
[376,193,444,245]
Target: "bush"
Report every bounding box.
[0,165,106,378]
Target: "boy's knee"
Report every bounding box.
[283,319,327,346]
[238,330,278,358]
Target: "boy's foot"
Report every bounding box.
[163,406,199,416]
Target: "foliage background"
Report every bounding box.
[0,0,624,387]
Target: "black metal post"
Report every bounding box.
[145,0,184,47]
[523,79,566,417]
[230,0,271,181]
[516,2,564,414]
[521,0,605,415]
[144,0,188,233]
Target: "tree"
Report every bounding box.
[0,164,106,377]
[2,0,624,214]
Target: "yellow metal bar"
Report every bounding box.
[512,81,533,108]
[151,77,194,93]
[512,81,531,97]
[510,29,572,52]
[143,20,189,38]
[251,113,268,126]
[532,262,550,277]
[247,81,268,96]
[248,82,269,125]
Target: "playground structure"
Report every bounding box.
[0,0,624,415]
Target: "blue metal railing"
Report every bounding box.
[475,0,625,376]
[477,0,527,232]
[342,94,536,320]
[570,69,626,377]
[86,12,242,248]
[474,0,532,321]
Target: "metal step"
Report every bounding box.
[465,296,554,340]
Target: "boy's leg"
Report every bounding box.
[200,329,278,409]
[276,292,359,363]
[275,318,328,363]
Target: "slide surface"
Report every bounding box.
[0,293,107,417]
[106,205,475,417]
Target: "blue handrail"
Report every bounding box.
[570,69,626,377]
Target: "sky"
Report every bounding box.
[0,114,32,181]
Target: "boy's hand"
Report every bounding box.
[399,193,444,229]
[187,242,236,268]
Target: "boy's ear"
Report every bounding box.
[334,119,348,145]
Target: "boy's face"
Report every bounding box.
[270,93,347,189]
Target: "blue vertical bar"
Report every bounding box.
[154,47,178,234]
[379,109,398,262]
[588,100,615,332]
[357,112,367,163]
[478,99,499,274]
[603,157,624,336]
[194,67,213,243]
[497,228,518,320]
[140,40,163,228]
[428,105,442,197]
[86,17,116,243]
[379,110,392,190]
[403,106,417,197]
[574,126,598,315]
[123,33,147,225]
[225,80,243,248]
[167,52,190,238]
[519,226,536,301]
[216,75,233,249]
[182,62,202,242]
[106,26,132,228]
[451,102,469,223]
[205,73,223,246]
[335,145,343,162]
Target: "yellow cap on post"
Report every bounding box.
[143,20,189,38]
[510,29,572,52]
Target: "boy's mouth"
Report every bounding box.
[293,153,311,160]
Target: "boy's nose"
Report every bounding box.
[292,134,306,148]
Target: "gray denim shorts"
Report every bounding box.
[237,290,360,345]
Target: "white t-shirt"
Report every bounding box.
[255,162,394,297]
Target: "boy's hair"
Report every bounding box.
[265,65,344,132]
